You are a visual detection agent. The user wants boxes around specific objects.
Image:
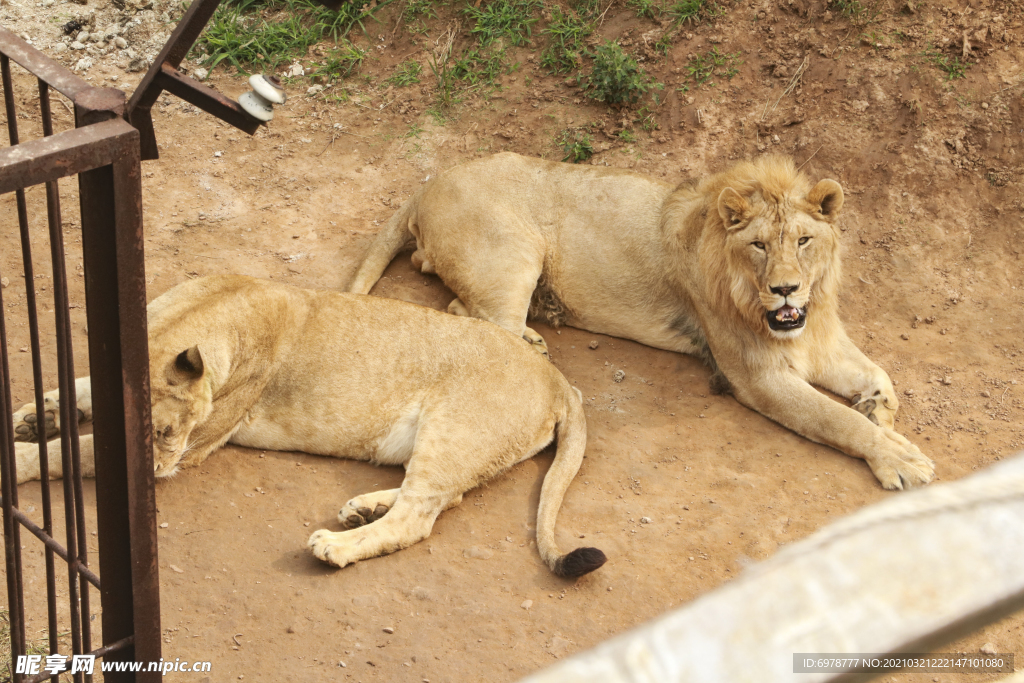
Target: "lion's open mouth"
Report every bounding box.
[766,304,806,331]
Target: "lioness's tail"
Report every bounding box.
[537,387,607,578]
[347,189,423,294]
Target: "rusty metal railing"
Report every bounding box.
[0,26,160,683]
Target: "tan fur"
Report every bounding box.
[12,275,605,575]
[350,153,934,490]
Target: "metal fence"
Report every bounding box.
[0,26,160,683]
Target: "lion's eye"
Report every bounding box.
[798,236,811,246]
[752,241,766,250]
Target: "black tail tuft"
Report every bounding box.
[553,547,607,578]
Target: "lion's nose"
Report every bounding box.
[770,283,799,296]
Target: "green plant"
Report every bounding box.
[571,0,602,19]
[559,129,594,163]
[199,0,392,73]
[685,47,741,87]
[540,5,592,74]
[451,47,507,85]
[580,41,658,106]
[404,0,437,21]
[923,47,967,80]
[664,0,712,26]
[387,59,423,86]
[463,0,542,47]
[618,129,636,142]
[307,43,366,83]
[828,0,863,17]
[628,0,659,19]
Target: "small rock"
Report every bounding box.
[904,388,914,396]
[981,390,991,398]
[338,661,346,668]
[74,57,93,72]
[192,66,208,80]
[1,277,8,288]
[520,600,533,609]
[588,340,599,350]
[307,84,324,95]
[286,625,296,634]
[900,333,909,340]
[613,369,625,383]
[77,30,89,42]
[287,62,305,77]
[169,564,184,573]
[127,57,149,73]
[113,36,127,49]
[159,522,168,528]
[981,102,989,109]
[941,376,952,385]
[382,627,394,634]
[980,643,997,655]
[463,546,493,560]
[214,151,222,158]
[70,41,86,50]
[640,516,652,524]
[19,347,28,353]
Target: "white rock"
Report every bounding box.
[287,62,305,77]
[192,66,207,80]
[980,643,998,655]
[640,516,652,524]
[113,36,127,49]
[306,84,323,95]
[52,43,68,54]
[70,41,86,50]
[74,57,93,72]
[77,30,89,42]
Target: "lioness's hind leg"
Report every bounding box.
[523,327,550,359]
[13,377,93,442]
[447,297,471,317]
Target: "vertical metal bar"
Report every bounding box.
[25,77,63,683]
[79,134,161,682]
[47,145,91,683]
[1,51,28,683]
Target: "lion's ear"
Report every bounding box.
[808,179,844,219]
[717,187,750,229]
[169,346,205,385]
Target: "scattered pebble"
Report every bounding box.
[159,522,168,528]
[114,36,128,49]
[941,376,952,385]
[169,564,184,573]
[192,66,208,80]
[900,333,909,340]
[588,340,599,350]
[463,546,493,560]
[640,516,652,524]
[980,643,997,655]
[981,390,991,398]
[383,627,394,634]
[520,600,532,610]
[338,661,346,668]
[613,369,625,383]
[904,389,914,396]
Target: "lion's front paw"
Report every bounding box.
[338,500,389,529]
[12,400,58,442]
[523,327,550,360]
[867,429,935,491]
[308,529,356,569]
[852,390,897,430]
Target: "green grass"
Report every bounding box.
[404,0,437,21]
[628,0,660,19]
[463,0,543,47]
[540,6,593,74]
[559,129,594,163]
[828,0,864,17]
[307,43,366,83]
[580,41,660,106]
[664,0,714,25]
[572,0,602,19]
[923,47,967,80]
[198,0,392,73]
[451,47,508,85]
[387,59,423,86]
[685,47,741,87]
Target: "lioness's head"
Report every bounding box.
[150,346,213,477]
[715,158,844,340]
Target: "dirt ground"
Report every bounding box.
[2,0,1024,680]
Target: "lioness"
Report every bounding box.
[349,153,933,490]
[11,275,606,577]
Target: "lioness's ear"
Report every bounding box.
[717,187,750,229]
[170,346,205,384]
[808,179,844,219]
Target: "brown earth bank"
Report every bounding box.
[1,0,1023,680]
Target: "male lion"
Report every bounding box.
[11,275,606,577]
[349,153,934,490]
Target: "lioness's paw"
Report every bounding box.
[308,529,354,568]
[338,500,389,529]
[523,327,550,360]
[852,391,897,430]
[867,429,935,491]
[12,400,58,442]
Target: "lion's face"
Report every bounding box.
[150,346,212,477]
[717,179,844,340]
